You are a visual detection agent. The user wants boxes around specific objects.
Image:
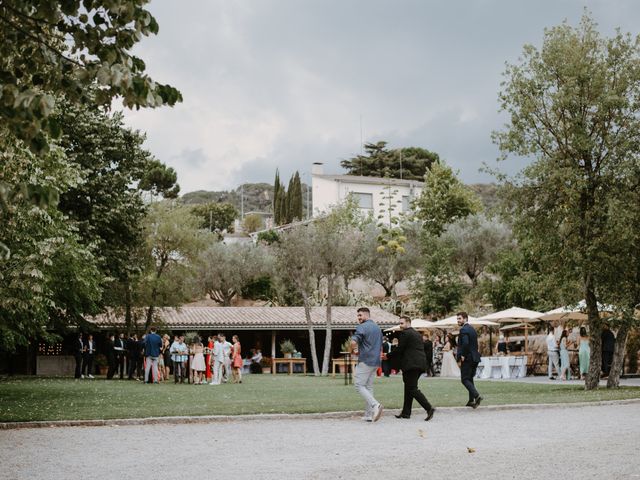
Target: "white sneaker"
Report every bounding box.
[81,375,85,379]
[372,403,384,422]
[88,374,94,379]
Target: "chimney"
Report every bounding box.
[311,162,324,175]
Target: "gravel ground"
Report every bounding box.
[1,402,639,480]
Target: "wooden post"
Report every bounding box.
[271,330,276,374]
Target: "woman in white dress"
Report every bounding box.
[440,333,461,378]
[190,339,206,384]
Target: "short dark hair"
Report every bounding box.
[456,311,468,320]
[580,327,588,337]
[400,316,411,323]
[149,327,156,333]
[357,307,370,314]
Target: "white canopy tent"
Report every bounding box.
[432,315,499,327]
[539,300,615,322]
[479,307,544,354]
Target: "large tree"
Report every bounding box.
[494,14,640,389]
[190,202,238,234]
[341,141,439,181]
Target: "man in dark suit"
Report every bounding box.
[74,332,84,379]
[106,333,117,379]
[381,337,392,377]
[386,316,435,421]
[423,333,434,377]
[114,332,126,379]
[457,311,482,408]
[126,333,139,380]
[601,324,616,377]
[82,334,96,378]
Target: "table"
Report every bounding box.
[476,355,527,379]
[272,357,307,375]
[331,357,358,378]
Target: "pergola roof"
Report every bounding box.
[87,306,399,331]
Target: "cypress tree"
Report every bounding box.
[292,171,303,220]
[277,183,286,225]
[273,170,281,225]
[286,175,296,223]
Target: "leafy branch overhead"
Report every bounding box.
[0,0,182,152]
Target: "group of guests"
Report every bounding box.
[75,329,251,385]
[380,332,460,378]
[547,324,616,380]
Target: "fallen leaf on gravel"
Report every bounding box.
[417,429,426,438]
[467,447,476,453]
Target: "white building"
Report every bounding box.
[311,163,423,224]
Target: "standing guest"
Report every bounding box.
[210,334,225,385]
[578,327,590,380]
[205,336,215,382]
[114,332,126,379]
[220,334,233,383]
[559,329,571,381]
[381,337,393,377]
[82,334,96,379]
[170,335,188,383]
[456,312,482,408]
[601,324,615,378]
[386,316,435,421]
[161,335,172,381]
[144,327,163,384]
[231,335,243,383]
[106,333,117,380]
[440,333,461,378]
[432,335,444,376]
[74,332,84,379]
[191,337,206,384]
[137,334,146,380]
[496,334,508,355]
[422,334,434,377]
[546,328,560,380]
[350,307,384,422]
[126,333,139,380]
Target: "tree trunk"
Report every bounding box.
[124,281,133,335]
[607,323,630,389]
[302,295,320,376]
[321,271,334,375]
[584,281,603,390]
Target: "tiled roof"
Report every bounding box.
[87,306,399,330]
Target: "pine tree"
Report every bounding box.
[273,170,281,225]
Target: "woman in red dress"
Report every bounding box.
[205,335,214,383]
[231,335,243,384]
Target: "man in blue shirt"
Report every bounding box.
[144,326,163,384]
[350,307,384,422]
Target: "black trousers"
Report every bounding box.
[424,360,434,377]
[82,354,94,376]
[381,360,391,377]
[116,354,125,378]
[74,353,83,379]
[401,369,432,416]
[602,351,614,376]
[461,360,479,402]
[128,355,138,379]
[106,354,116,379]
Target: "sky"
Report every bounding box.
[120,0,640,193]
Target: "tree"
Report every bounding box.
[273,170,281,225]
[190,202,238,234]
[141,202,203,329]
[443,214,513,286]
[196,242,271,306]
[243,214,263,233]
[272,226,322,375]
[0,0,182,153]
[341,141,439,180]
[413,161,481,236]
[138,159,180,199]
[493,13,640,389]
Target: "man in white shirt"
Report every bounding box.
[546,328,560,380]
[210,335,226,385]
[220,334,232,383]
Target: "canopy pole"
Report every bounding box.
[524,324,529,355]
[271,330,276,359]
[489,327,493,356]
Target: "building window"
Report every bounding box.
[351,192,373,209]
[402,195,411,212]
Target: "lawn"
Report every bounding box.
[1,375,638,422]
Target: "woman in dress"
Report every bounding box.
[231,335,243,383]
[190,338,206,384]
[440,333,461,378]
[162,334,172,381]
[432,334,443,376]
[578,327,590,380]
[559,329,571,381]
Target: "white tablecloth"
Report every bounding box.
[476,356,527,379]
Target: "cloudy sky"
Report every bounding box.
[121,0,640,193]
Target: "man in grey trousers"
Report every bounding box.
[351,307,384,422]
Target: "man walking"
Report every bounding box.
[423,333,434,377]
[546,328,560,380]
[381,336,392,377]
[386,316,435,421]
[457,312,482,408]
[350,307,384,422]
[144,327,163,384]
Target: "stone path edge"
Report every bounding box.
[2,398,639,430]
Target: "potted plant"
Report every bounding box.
[260,356,272,374]
[279,339,296,358]
[95,354,108,375]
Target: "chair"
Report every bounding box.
[510,356,524,378]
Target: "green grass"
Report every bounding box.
[0,375,638,422]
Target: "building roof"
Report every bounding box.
[313,174,424,187]
[87,306,399,331]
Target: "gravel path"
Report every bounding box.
[1,402,639,480]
